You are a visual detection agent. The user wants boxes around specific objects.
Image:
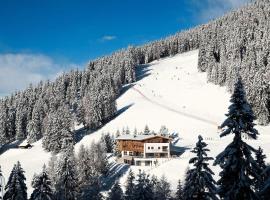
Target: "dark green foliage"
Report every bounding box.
[124,170,136,200]
[30,165,54,200]
[107,181,123,200]
[175,180,183,200]
[133,171,154,200]
[214,79,260,200]
[3,161,27,200]
[183,135,217,200]
[254,147,267,193]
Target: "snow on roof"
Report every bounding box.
[116,134,170,141]
[18,140,32,147]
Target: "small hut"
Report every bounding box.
[18,140,33,149]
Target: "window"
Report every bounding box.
[145,161,151,166]
[148,147,150,150]
[151,147,154,149]
[158,147,161,150]
[124,151,127,155]
[162,146,168,151]
[129,151,133,156]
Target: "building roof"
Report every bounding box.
[116,134,171,141]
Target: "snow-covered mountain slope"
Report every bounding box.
[1,50,270,193]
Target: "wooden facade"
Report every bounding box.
[117,136,171,153]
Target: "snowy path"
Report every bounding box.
[132,86,218,126]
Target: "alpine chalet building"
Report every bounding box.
[116,134,171,166]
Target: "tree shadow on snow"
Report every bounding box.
[136,64,152,82]
[118,83,135,99]
[100,163,130,191]
[74,103,134,144]
[170,144,191,157]
[0,140,24,155]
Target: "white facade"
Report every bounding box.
[144,142,170,153]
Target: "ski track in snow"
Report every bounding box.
[131,87,218,126]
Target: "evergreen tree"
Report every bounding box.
[183,135,217,200]
[254,147,267,193]
[54,150,78,200]
[155,175,171,200]
[175,180,183,200]
[144,125,150,135]
[3,161,27,200]
[47,154,57,188]
[78,176,103,200]
[214,79,260,200]
[159,126,169,136]
[30,165,54,200]
[101,133,114,153]
[107,181,123,200]
[42,105,74,154]
[124,170,136,200]
[133,171,154,200]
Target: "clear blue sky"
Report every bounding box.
[0,0,249,96]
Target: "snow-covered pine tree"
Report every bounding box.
[124,170,136,200]
[27,99,43,143]
[214,78,260,200]
[107,181,124,200]
[0,101,8,146]
[91,142,109,175]
[183,135,217,200]
[42,105,74,153]
[42,111,61,153]
[76,144,98,189]
[144,125,150,135]
[175,180,183,200]
[101,133,114,153]
[78,176,103,200]
[3,161,27,200]
[133,170,154,200]
[115,129,120,138]
[47,154,57,188]
[254,147,267,193]
[125,127,130,135]
[30,165,54,200]
[159,126,169,136]
[154,175,171,200]
[133,128,138,136]
[54,149,78,200]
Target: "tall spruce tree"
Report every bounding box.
[183,135,217,200]
[154,175,171,200]
[30,165,54,200]
[3,161,27,200]
[175,180,183,200]
[107,181,124,200]
[133,171,154,200]
[254,147,267,193]
[78,175,103,200]
[214,78,260,200]
[54,149,78,200]
[124,170,136,200]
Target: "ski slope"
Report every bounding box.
[1,50,270,194]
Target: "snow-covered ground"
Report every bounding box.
[1,50,270,193]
